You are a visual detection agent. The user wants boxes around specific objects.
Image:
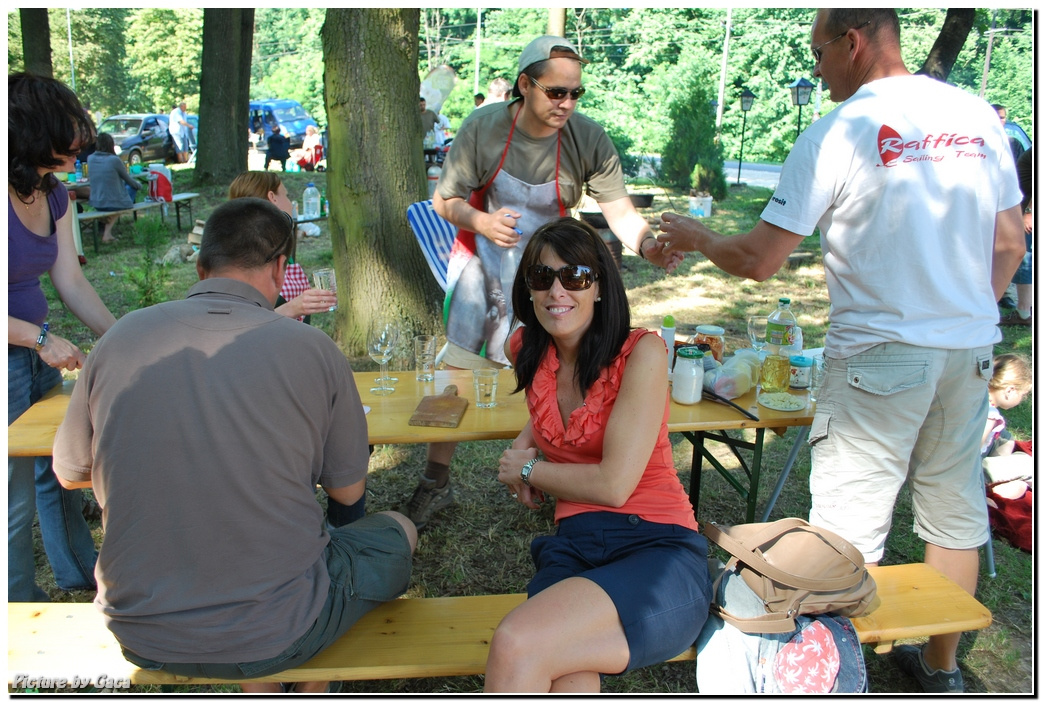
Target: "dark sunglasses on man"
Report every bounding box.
[527,75,586,102]
[525,263,598,291]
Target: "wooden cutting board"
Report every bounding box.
[408,385,469,428]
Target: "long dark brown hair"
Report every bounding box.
[511,217,631,395]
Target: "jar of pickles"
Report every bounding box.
[693,325,725,362]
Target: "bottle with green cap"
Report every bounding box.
[661,314,676,376]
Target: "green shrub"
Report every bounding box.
[127,216,172,307]
[660,83,727,201]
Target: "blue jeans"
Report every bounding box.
[8,347,98,601]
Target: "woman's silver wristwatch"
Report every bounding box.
[520,457,538,487]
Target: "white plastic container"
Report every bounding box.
[661,315,676,376]
[672,347,704,405]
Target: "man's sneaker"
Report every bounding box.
[402,477,454,530]
[892,644,965,693]
[998,294,1017,310]
[999,311,1032,326]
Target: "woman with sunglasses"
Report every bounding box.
[8,73,119,601]
[484,218,711,692]
[228,172,336,322]
[405,35,684,532]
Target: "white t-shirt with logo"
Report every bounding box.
[761,74,1021,358]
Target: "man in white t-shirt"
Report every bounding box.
[168,101,192,164]
[658,9,1024,693]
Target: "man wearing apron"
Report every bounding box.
[402,36,683,529]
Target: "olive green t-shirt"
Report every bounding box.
[436,99,628,208]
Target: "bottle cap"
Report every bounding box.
[677,346,703,359]
[779,297,791,304]
[695,324,725,335]
[789,356,813,367]
[662,314,675,328]
[307,182,315,187]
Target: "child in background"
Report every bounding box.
[981,354,1032,457]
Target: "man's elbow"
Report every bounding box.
[57,474,91,490]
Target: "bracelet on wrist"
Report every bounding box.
[34,322,49,352]
[637,236,654,259]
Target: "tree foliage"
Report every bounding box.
[252,9,327,126]
[7,7,1031,154]
[124,9,203,114]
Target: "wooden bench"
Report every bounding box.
[7,563,990,689]
[76,194,200,254]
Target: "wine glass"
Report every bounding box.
[367,318,399,395]
[747,316,769,357]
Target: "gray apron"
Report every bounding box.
[446,127,564,365]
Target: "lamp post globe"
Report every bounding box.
[737,87,756,186]
[788,77,815,136]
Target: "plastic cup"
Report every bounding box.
[414,335,436,382]
[809,357,825,402]
[312,268,337,311]
[472,368,499,408]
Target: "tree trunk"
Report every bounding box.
[323,9,443,355]
[194,8,254,186]
[20,9,53,78]
[916,8,976,81]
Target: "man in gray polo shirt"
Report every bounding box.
[53,198,416,693]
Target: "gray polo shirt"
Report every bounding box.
[54,277,370,663]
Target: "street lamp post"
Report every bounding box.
[788,77,815,136]
[736,88,756,186]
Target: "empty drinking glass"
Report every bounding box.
[414,335,436,382]
[367,317,399,395]
[473,368,499,408]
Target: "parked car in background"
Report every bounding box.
[248,99,318,149]
[97,114,174,166]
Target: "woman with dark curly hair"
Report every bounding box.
[8,72,117,601]
[486,217,711,692]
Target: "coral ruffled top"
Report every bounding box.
[513,328,698,530]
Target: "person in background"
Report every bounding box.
[981,353,1032,457]
[228,171,336,323]
[474,93,485,108]
[999,147,1033,326]
[87,132,143,243]
[295,125,322,172]
[264,125,291,172]
[53,198,416,693]
[419,96,437,137]
[485,218,711,692]
[402,35,682,531]
[486,77,511,105]
[991,104,1025,163]
[168,101,192,164]
[657,9,1023,693]
[8,72,118,602]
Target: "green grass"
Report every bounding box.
[32,173,1033,694]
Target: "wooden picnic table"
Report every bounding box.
[9,369,813,521]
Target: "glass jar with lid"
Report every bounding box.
[672,347,704,405]
[693,325,725,362]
